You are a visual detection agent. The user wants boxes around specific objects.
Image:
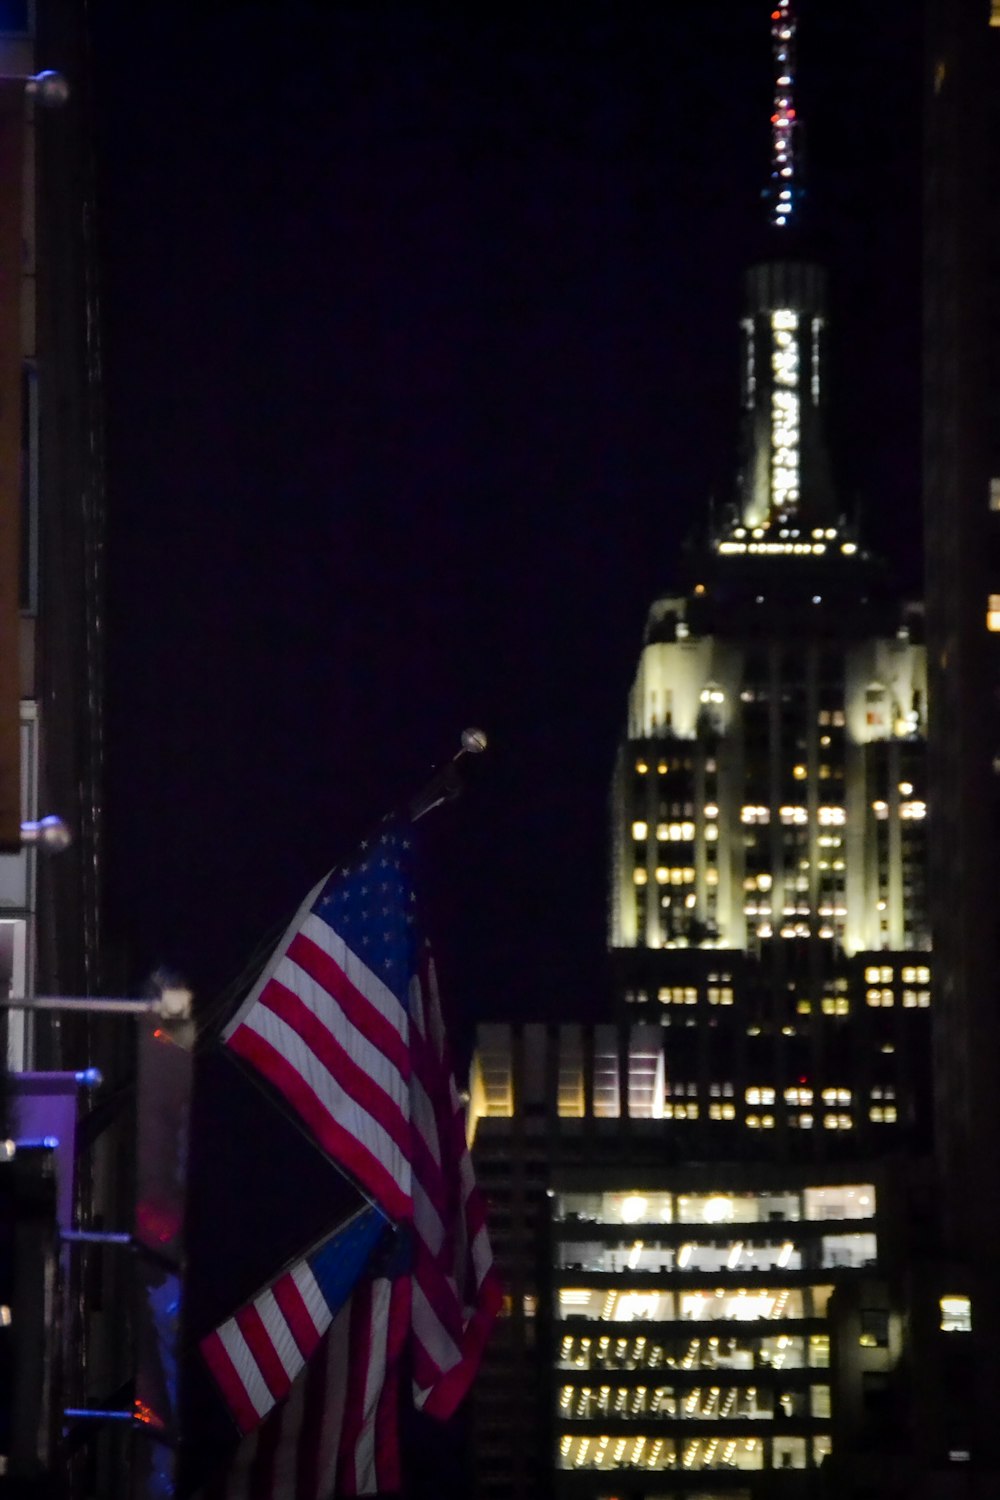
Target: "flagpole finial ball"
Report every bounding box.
[461,727,488,754]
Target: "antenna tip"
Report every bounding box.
[461,727,488,755]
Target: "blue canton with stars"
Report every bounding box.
[312,820,419,1009]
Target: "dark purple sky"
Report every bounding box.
[93,2,921,1042]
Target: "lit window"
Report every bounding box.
[746,1086,775,1105]
[633,868,648,886]
[988,594,1000,632]
[940,1295,972,1333]
[636,760,648,774]
[818,805,846,826]
[632,820,648,840]
[991,4,1000,30]
[991,477,1000,505]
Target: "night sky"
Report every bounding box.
[92,2,922,1047]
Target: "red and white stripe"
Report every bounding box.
[223,887,413,1224]
[408,955,502,1420]
[200,1257,339,1434]
[199,1276,410,1500]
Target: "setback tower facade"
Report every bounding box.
[608,255,931,1158]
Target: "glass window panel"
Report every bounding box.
[803,1185,875,1220]
[772,1435,807,1469]
[592,1024,621,1118]
[820,1232,877,1269]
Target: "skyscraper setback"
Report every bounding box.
[607,269,930,1155]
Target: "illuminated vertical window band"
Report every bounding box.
[771,309,800,512]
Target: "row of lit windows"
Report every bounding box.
[865,965,930,983]
[740,805,846,826]
[751,1086,853,1106]
[630,1110,894,1131]
[557,1381,831,1420]
[636,758,699,775]
[557,1431,833,1472]
[556,1284,834,1322]
[866,989,930,1008]
[656,986,735,1006]
[634,867,696,886]
[557,1329,831,1372]
[553,1187,874,1227]
[872,799,927,820]
[632,820,698,841]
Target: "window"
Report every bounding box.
[940,1295,972,1333]
[988,594,1000,632]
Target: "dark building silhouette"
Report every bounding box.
[922,0,1000,1489]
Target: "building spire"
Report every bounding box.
[769,0,800,228]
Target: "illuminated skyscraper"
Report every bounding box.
[608,0,931,1159]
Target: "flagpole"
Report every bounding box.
[196,728,489,1044]
[410,726,488,822]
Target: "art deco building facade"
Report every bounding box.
[606,252,932,1160]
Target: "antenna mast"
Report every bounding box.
[769,0,799,228]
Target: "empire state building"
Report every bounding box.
[607,11,930,1157]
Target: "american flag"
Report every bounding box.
[222,826,418,1225]
[206,821,500,1490]
[199,1207,388,1435]
[408,948,500,1418]
[199,1265,410,1500]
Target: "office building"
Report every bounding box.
[469,1024,932,1498]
